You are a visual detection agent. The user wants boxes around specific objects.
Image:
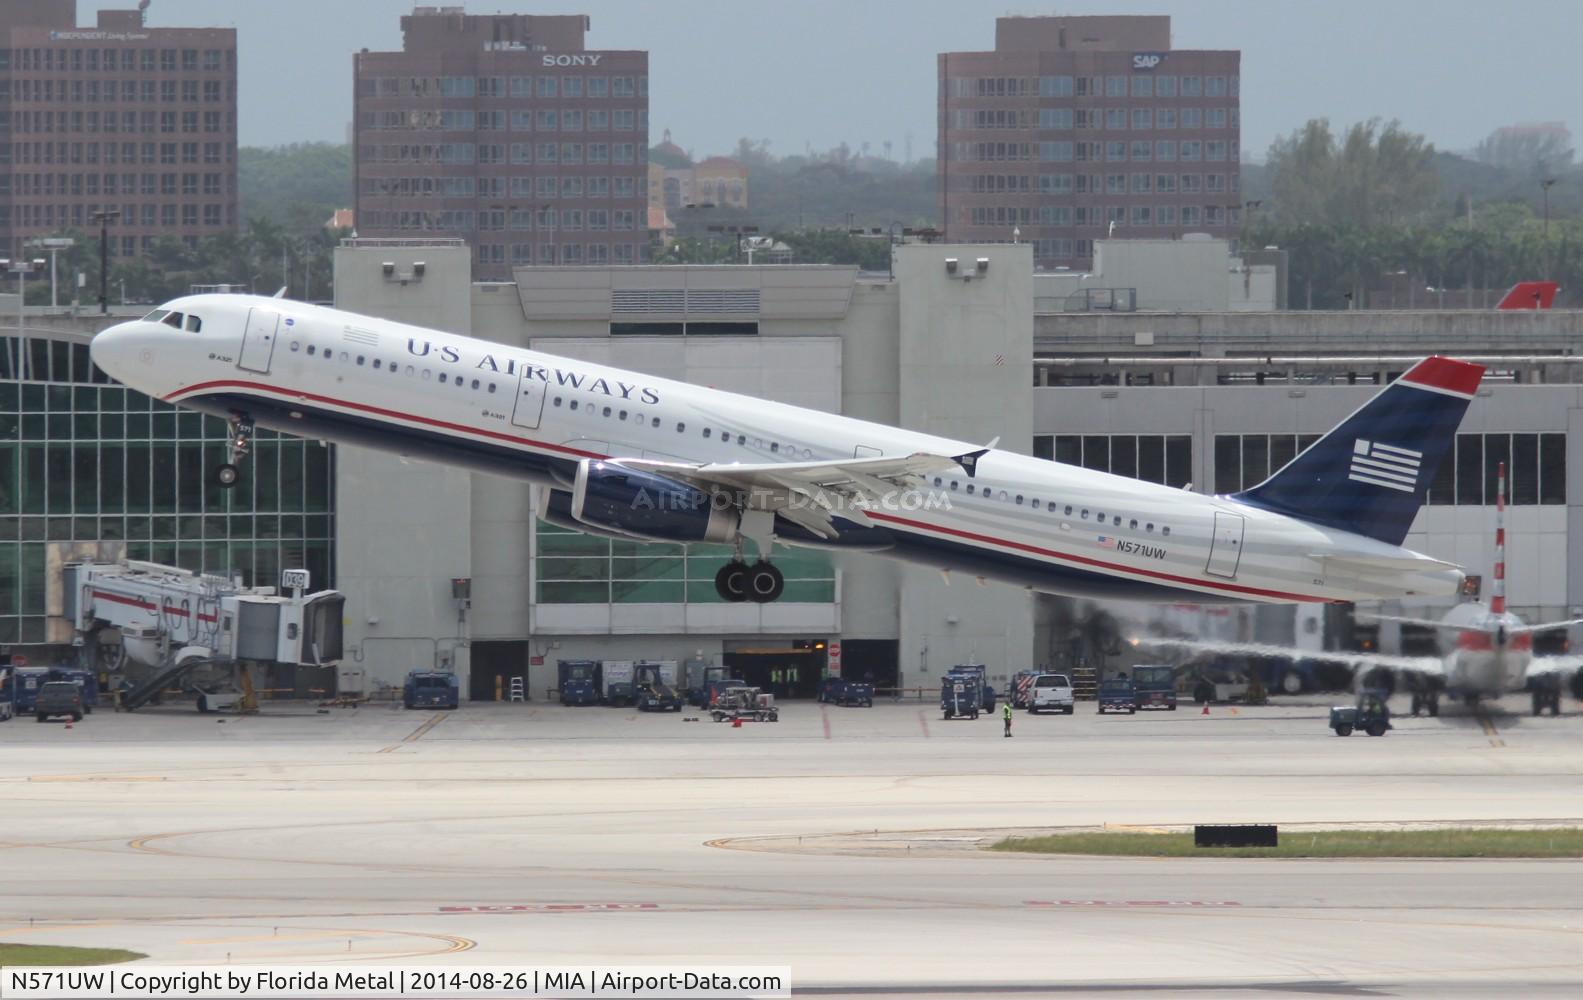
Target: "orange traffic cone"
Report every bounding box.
[1200,704,1210,715]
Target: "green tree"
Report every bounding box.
[1266,118,1439,228]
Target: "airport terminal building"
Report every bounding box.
[5,237,1583,699]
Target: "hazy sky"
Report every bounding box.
[95,0,1579,161]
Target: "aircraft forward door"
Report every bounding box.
[238,308,280,374]
[510,368,547,429]
[1205,511,1245,579]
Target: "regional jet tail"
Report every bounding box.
[1495,281,1559,310]
[92,296,1483,608]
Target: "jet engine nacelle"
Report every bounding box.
[537,486,646,542]
[570,459,738,544]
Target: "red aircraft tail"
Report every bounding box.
[1495,281,1558,310]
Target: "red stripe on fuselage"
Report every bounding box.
[866,512,1327,603]
[167,379,606,460]
[171,378,1332,603]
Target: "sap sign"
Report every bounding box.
[1132,52,1165,70]
[543,53,603,67]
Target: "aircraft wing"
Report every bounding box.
[1354,612,1475,632]
[1510,619,1583,635]
[614,450,980,538]
[1528,655,1583,677]
[1131,636,1447,678]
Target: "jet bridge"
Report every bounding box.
[59,560,344,712]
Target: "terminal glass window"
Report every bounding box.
[0,338,336,644]
[1035,434,1191,488]
[534,519,834,605]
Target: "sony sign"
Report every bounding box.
[1132,52,1165,70]
[542,53,603,67]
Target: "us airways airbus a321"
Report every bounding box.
[90,294,1482,606]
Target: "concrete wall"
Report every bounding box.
[1031,238,1277,314]
[895,243,1036,688]
[333,244,478,692]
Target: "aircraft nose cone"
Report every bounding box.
[89,322,146,384]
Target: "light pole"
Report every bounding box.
[2,257,47,378]
[28,237,74,309]
[1541,178,1557,238]
[90,209,120,314]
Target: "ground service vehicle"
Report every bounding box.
[818,677,873,707]
[602,660,636,706]
[558,660,601,706]
[685,663,734,706]
[709,685,778,723]
[35,681,84,722]
[1330,690,1393,737]
[941,675,979,720]
[634,662,682,712]
[1131,665,1178,710]
[1029,673,1076,714]
[403,671,460,710]
[1097,677,1138,714]
[947,665,996,711]
[1008,669,1040,709]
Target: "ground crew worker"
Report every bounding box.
[1002,700,1013,737]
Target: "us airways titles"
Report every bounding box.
[406,338,661,404]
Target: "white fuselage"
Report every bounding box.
[89,295,1466,605]
[1438,603,1532,695]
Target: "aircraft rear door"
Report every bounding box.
[1205,511,1246,579]
[238,308,280,374]
[511,367,547,429]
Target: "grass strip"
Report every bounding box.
[0,943,145,966]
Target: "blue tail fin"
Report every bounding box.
[1232,357,1484,545]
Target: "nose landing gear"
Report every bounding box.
[213,412,254,489]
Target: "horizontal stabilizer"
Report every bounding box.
[1315,553,1461,573]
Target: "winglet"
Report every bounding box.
[272,286,288,299]
[952,446,992,478]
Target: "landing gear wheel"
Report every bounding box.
[714,561,748,602]
[1426,694,1439,717]
[219,412,255,490]
[1410,693,1422,717]
[745,561,784,603]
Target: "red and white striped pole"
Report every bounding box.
[1491,461,1506,615]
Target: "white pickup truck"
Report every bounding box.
[1028,673,1075,714]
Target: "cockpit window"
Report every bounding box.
[160,312,184,329]
[141,309,169,323]
[184,314,202,332]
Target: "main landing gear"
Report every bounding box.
[213,412,253,490]
[713,559,785,604]
[712,510,785,603]
[1409,690,1440,717]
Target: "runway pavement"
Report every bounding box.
[2,693,1582,997]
